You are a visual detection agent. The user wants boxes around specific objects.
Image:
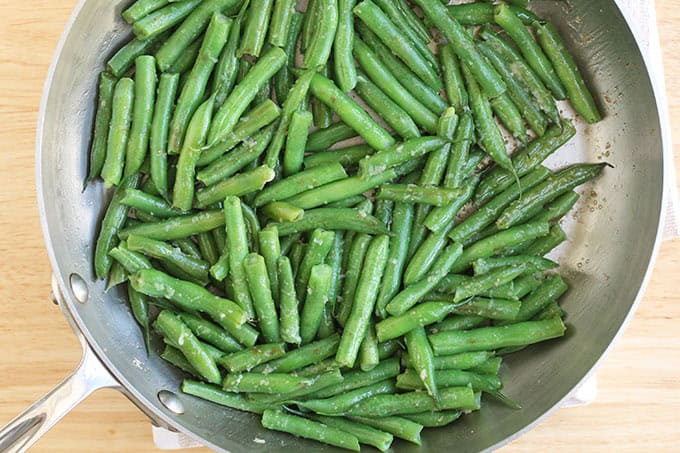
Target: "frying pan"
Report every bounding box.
[0,0,670,451]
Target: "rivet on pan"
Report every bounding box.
[158,390,185,415]
[69,273,89,304]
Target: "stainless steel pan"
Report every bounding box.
[0,0,669,451]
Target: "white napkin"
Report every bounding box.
[152,0,675,448]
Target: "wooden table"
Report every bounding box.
[0,1,678,451]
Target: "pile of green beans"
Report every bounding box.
[90,0,606,450]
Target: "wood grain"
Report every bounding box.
[0,1,678,451]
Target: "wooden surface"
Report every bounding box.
[0,1,679,451]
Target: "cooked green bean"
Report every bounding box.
[106,260,127,291]
[348,415,422,445]
[334,0,358,91]
[154,310,222,384]
[309,73,395,150]
[224,372,317,394]
[127,234,209,284]
[473,256,558,275]
[439,44,468,112]
[256,334,340,374]
[161,346,200,376]
[491,93,527,144]
[86,72,117,186]
[470,357,503,375]
[310,415,393,452]
[535,301,564,321]
[295,229,334,297]
[346,386,479,416]
[195,166,275,208]
[402,351,495,371]
[120,189,184,218]
[178,312,243,354]
[274,11,303,103]
[507,274,568,324]
[441,112,474,190]
[405,326,439,401]
[208,47,286,145]
[269,0,296,47]
[428,315,486,333]
[261,202,305,222]
[283,109,313,176]
[122,0,169,24]
[300,264,333,343]
[261,410,360,451]
[277,256,301,344]
[95,175,140,279]
[217,343,286,372]
[336,233,372,326]
[377,302,457,342]
[376,184,466,207]
[254,162,347,207]
[101,78,135,188]
[402,411,461,428]
[357,321,379,371]
[446,2,539,26]
[223,196,255,319]
[109,242,153,274]
[107,30,168,78]
[119,210,224,241]
[306,121,359,151]
[426,295,522,321]
[423,175,478,234]
[497,163,607,229]
[132,0,201,39]
[304,144,372,169]
[148,73,179,199]
[182,380,274,414]
[337,235,389,367]
[284,171,397,209]
[308,357,400,399]
[534,21,601,122]
[430,317,567,355]
[243,253,280,343]
[238,0,273,58]
[397,368,501,393]
[494,5,566,99]
[303,0,338,69]
[359,137,446,177]
[520,224,568,257]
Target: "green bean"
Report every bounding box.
[107,31,168,78]
[404,326,439,401]
[253,369,345,403]
[454,263,530,303]
[127,234,209,284]
[353,40,438,133]
[376,184,466,207]
[333,0,358,91]
[534,301,564,321]
[473,256,558,276]
[402,351,494,371]
[208,47,286,145]
[237,0,273,58]
[182,380,274,414]
[101,78,135,188]
[337,235,389,368]
[495,5,566,100]
[432,316,566,356]
[109,243,153,274]
[195,166,275,208]
[479,26,560,124]
[461,62,513,175]
[475,121,576,204]
[498,163,607,229]
[309,415,393,452]
[222,371,309,393]
[197,125,275,187]
[402,411,461,428]
[132,0,201,39]
[357,24,446,116]
[217,343,286,373]
[491,93,527,144]
[155,0,242,71]
[95,175,140,279]
[385,243,464,317]
[122,0,169,24]
[302,0,321,52]
[326,231,344,311]
[506,274,568,324]
[148,74,179,199]
[355,73,420,139]
[354,0,440,91]
[346,386,479,416]
[375,203,413,317]
[377,340,400,360]
[223,196,255,319]
[510,273,546,299]
[271,207,388,236]
[174,238,202,260]
[439,112,473,191]
[119,210,224,241]
[119,189,183,218]
[289,241,306,276]
[450,166,551,243]
[262,202,305,222]
[256,334,340,374]
[167,15,230,157]
[300,264,333,343]
[243,202,261,252]
[449,222,550,274]
[276,256,301,344]
[359,137,446,177]
[372,0,437,69]
[439,44,468,112]
[308,357,400,400]
[196,231,219,266]
[337,233,371,326]
[172,96,215,210]
[178,312,243,354]
[427,315,486,333]
[255,162,347,207]
[254,226,280,301]
[303,0,338,69]
[274,13,303,103]
[426,295,522,321]
[470,357,503,375]
[397,368,501,393]
[284,171,397,209]
[283,110,313,176]
[106,260,127,291]
[378,301,458,342]
[534,21,601,122]
[423,177,478,235]
[309,73,395,150]
[348,415,422,445]
[268,0,296,47]
[295,229,334,298]
[166,37,202,75]
[305,121,358,151]
[359,322,379,371]
[521,224,568,257]
[413,0,505,97]
[437,108,459,142]
[154,310,221,384]
[446,2,539,26]
[261,410,360,451]
[86,72,117,186]
[533,191,580,224]
[162,346,199,376]
[212,3,248,107]
[477,41,547,137]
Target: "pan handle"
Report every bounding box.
[0,277,122,452]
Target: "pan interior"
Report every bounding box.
[37,1,664,451]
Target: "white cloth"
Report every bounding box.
[152,1,675,448]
